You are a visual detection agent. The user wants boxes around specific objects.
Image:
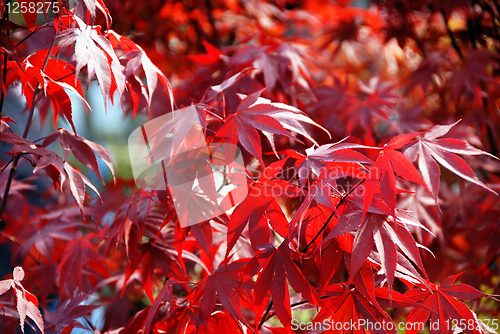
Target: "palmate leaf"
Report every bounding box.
[405,273,497,334]
[5,49,87,131]
[406,52,444,93]
[107,30,174,110]
[277,43,316,101]
[187,260,249,327]
[362,133,427,218]
[56,16,126,111]
[41,158,101,213]
[105,189,161,260]
[404,121,498,208]
[344,78,398,139]
[44,294,100,333]
[313,284,396,334]
[14,217,82,262]
[0,131,103,214]
[226,158,301,258]
[44,79,91,133]
[42,128,116,184]
[121,241,189,303]
[56,235,109,297]
[246,241,322,331]
[327,207,429,297]
[281,138,372,188]
[288,162,368,251]
[0,267,44,334]
[252,52,282,89]
[215,89,329,165]
[202,67,255,104]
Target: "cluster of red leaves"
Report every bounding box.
[1,0,500,334]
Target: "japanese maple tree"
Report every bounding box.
[0,0,500,333]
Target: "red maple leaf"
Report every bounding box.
[405,272,497,334]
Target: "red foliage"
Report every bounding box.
[0,0,500,333]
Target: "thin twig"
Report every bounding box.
[205,108,223,122]
[15,30,37,49]
[14,22,55,49]
[300,178,366,254]
[1,153,30,172]
[0,9,10,143]
[487,252,500,269]
[83,315,95,331]
[261,295,332,324]
[258,300,273,330]
[54,70,76,82]
[441,10,464,60]
[0,230,42,265]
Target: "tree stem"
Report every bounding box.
[0,8,10,143]
[442,10,464,60]
[0,37,55,227]
[300,178,366,254]
[258,300,273,330]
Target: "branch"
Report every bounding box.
[441,9,464,60]
[15,29,38,49]
[0,37,55,228]
[300,178,366,254]
[258,179,366,329]
[257,300,273,330]
[259,295,332,325]
[83,315,95,331]
[0,230,42,265]
[397,15,427,58]
[0,8,10,143]
[14,22,54,49]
